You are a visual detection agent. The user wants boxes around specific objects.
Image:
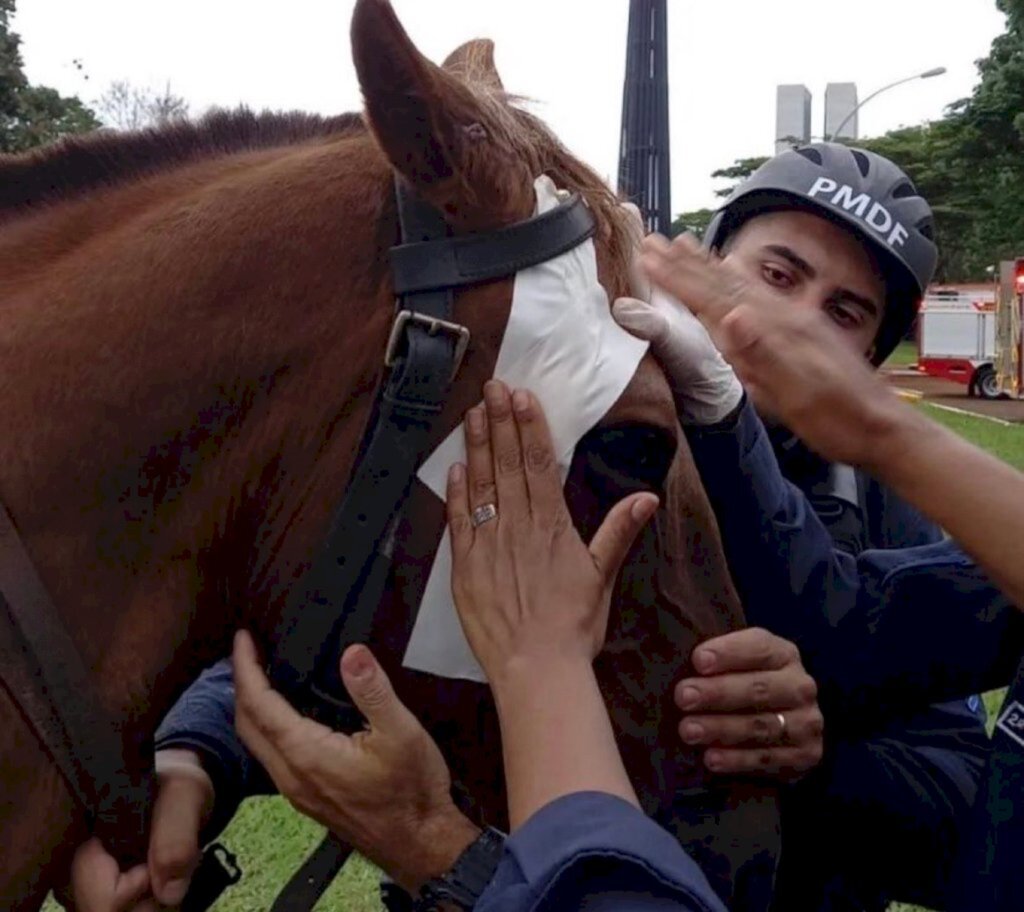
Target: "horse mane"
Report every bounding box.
[0,101,633,293]
[505,105,636,296]
[0,107,365,216]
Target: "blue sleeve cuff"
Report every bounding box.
[154,659,273,835]
[477,792,727,912]
[686,396,789,521]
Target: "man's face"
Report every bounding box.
[720,210,887,359]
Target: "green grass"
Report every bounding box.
[885,340,919,368]
[43,798,385,912]
[916,401,1024,470]
[203,799,384,911]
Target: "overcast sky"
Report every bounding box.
[15,0,1007,212]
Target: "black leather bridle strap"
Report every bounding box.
[267,184,598,912]
[269,834,352,912]
[0,501,151,857]
[268,181,464,722]
[269,182,598,729]
[390,193,594,294]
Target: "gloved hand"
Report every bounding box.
[613,287,743,426]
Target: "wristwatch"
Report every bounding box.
[414,826,506,911]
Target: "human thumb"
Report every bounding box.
[340,645,420,736]
[589,493,660,587]
[149,751,211,905]
[613,296,671,346]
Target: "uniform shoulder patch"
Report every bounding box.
[996,700,1024,749]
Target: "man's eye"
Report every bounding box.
[761,264,794,289]
[825,303,862,329]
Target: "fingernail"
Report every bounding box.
[705,751,723,772]
[484,380,507,408]
[678,686,700,710]
[467,408,484,434]
[694,649,717,674]
[449,463,464,483]
[342,647,373,680]
[160,879,189,905]
[681,721,705,744]
[614,297,643,314]
[512,389,530,414]
[631,494,657,521]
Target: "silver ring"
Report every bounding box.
[471,503,498,528]
[775,712,788,743]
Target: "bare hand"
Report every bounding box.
[232,632,479,893]
[67,749,213,910]
[639,233,909,467]
[675,628,824,781]
[67,840,153,912]
[447,380,659,681]
[148,749,214,905]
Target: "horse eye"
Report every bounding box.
[577,425,677,498]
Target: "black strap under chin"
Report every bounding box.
[268,180,595,729]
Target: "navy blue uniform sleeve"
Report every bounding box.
[686,399,1021,720]
[477,792,728,912]
[685,398,868,645]
[155,659,274,837]
[818,539,1021,718]
[779,696,989,909]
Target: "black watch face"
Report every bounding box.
[418,828,505,912]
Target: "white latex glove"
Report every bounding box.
[613,288,744,425]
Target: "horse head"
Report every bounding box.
[0,2,778,906]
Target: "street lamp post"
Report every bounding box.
[828,67,947,141]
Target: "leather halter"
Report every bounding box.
[0,177,596,861]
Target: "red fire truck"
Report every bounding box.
[916,260,1024,399]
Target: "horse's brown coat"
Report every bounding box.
[0,2,778,908]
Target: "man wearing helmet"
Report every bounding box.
[614,142,989,911]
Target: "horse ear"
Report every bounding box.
[350,0,530,225]
[442,40,504,92]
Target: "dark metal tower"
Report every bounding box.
[617,0,672,235]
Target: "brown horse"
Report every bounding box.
[0,1,778,908]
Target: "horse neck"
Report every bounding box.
[0,136,396,740]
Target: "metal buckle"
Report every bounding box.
[384,310,471,379]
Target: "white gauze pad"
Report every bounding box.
[402,175,649,682]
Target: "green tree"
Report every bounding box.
[711,156,769,199]
[0,0,98,152]
[949,0,1024,277]
[702,0,1024,282]
[669,208,715,239]
[857,121,979,282]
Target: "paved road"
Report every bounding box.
[883,370,1024,423]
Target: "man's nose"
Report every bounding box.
[792,289,823,313]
